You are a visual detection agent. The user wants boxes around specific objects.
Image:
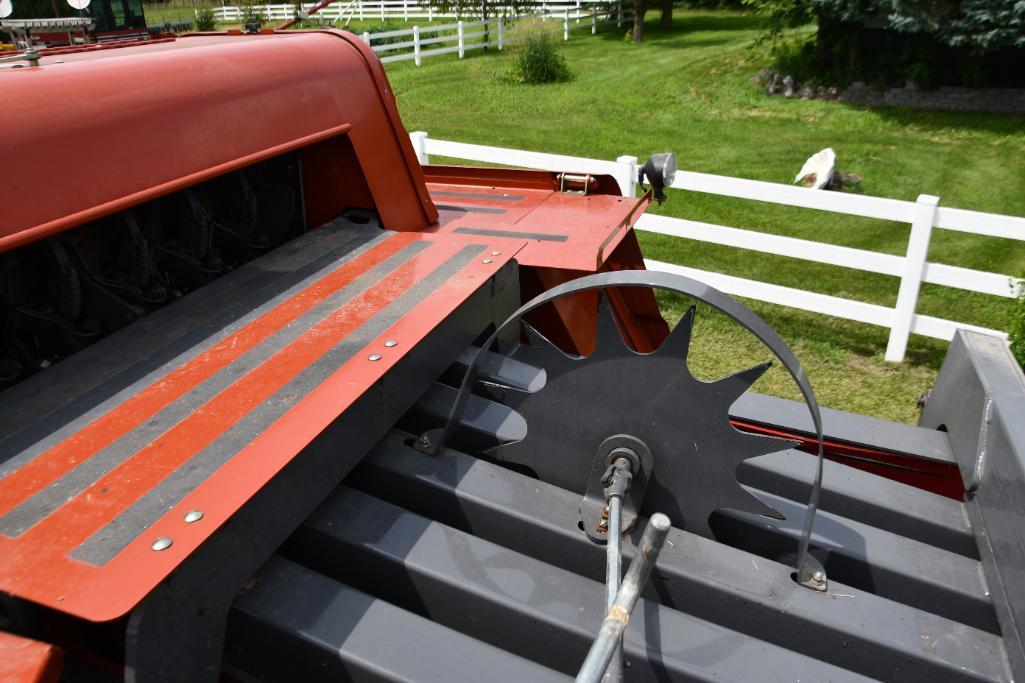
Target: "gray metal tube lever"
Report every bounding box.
[577,513,672,683]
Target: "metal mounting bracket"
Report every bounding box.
[581,435,653,542]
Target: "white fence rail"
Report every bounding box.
[410,132,1025,362]
[212,0,626,24]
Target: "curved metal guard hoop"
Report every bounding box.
[418,270,827,589]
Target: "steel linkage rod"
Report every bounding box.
[601,454,633,683]
[604,496,623,682]
[577,513,672,683]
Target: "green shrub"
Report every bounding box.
[1010,278,1025,368]
[509,17,570,84]
[194,7,217,31]
[769,34,819,83]
[239,0,265,28]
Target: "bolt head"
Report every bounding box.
[368,353,382,361]
[151,537,173,551]
[812,570,826,583]
[184,510,204,524]
[384,340,398,348]
[490,250,502,256]
[418,434,431,447]
[481,258,494,264]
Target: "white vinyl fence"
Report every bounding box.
[408,132,1025,362]
[213,0,626,25]
[211,2,628,65]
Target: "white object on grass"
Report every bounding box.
[795,148,836,189]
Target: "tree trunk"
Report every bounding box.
[660,0,672,29]
[632,0,646,42]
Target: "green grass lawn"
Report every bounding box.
[377,9,1025,423]
[142,1,212,26]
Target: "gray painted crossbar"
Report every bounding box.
[346,432,1009,683]
[287,487,879,683]
[739,450,976,557]
[226,556,572,682]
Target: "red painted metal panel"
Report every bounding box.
[0,232,518,622]
[734,420,965,500]
[426,181,649,271]
[0,632,63,683]
[0,31,437,252]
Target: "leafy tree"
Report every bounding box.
[746,0,1025,52]
[423,0,537,50]
[745,0,1023,85]
[8,0,62,18]
[424,0,537,22]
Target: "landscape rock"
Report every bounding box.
[828,171,863,190]
[756,69,1024,114]
[783,75,795,98]
[839,84,1025,114]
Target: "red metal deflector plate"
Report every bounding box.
[0,231,518,622]
[427,183,644,271]
[0,632,62,683]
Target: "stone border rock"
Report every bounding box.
[754,69,1025,114]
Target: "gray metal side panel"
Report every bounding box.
[733,391,955,463]
[226,556,572,683]
[920,331,1025,679]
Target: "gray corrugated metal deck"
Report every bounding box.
[221,328,1024,683]
[338,431,1008,683]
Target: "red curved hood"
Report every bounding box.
[0,30,437,251]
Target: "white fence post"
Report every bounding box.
[457,20,465,57]
[885,194,940,362]
[410,131,430,164]
[563,10,569,39]
[616,0,622,27]
[615,155,638,197]
[497,15,503,49]
[380,1,385,20]
[591,9,596,33]
[358,0,363,21]
[428,5,433,20]
[413,25,421,65]
[362,30,371,44]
